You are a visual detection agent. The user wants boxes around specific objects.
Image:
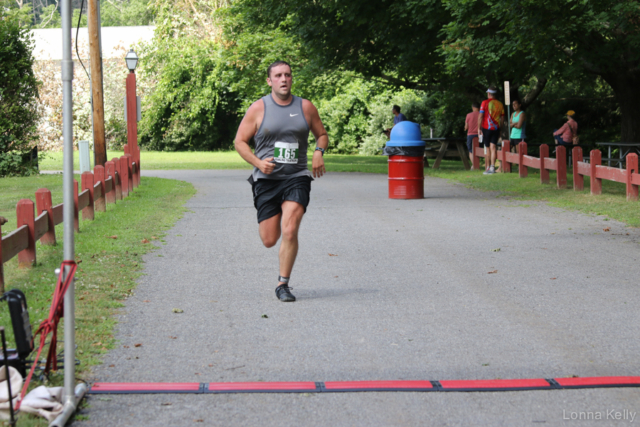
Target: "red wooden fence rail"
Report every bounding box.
[0,159,140,291]
[572,148,639,201]
[472,139,569,189]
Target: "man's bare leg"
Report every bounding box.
[259,213,282,249]
[278,201,305,286]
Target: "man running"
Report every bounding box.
[234,61,329,302]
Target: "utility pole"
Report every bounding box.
[87,0,107,166]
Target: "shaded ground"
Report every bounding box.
[77,170,640,426]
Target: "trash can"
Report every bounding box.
[383,122,425,199]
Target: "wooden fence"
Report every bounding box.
[471,138,639,201]
[0,150,140,291]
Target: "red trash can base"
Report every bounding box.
[388,155,424,199]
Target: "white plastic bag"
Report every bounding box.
[0,366,22,420]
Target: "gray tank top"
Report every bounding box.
[251,94,313,181]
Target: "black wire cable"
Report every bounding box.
[75,0,90,81]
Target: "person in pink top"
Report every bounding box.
[464,102,480,168]
[553,110,578,146]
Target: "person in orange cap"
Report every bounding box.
[553,110,578,146]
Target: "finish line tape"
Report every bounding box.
[88,376,640,394]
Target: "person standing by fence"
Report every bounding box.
[509,100,526,145]
[478,86,505,175]
[464,102,480,169]
[553,110,578,147]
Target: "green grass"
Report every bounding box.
[39,150,250,171]
[38,150,389,172]
[0,176,195,426]
[37,150,640,227]
[424,159,640,227]
[1,174,67,233]
[5,150,637,424]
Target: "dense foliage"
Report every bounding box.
[34,0,155,28]
[0,2,40,176]
[10,0,632,156]
[134,0,629,154]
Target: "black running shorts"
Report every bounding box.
[251,176,312,223]
[481,128,500,146]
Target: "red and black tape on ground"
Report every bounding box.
[88,376,640,394]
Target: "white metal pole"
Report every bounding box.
[50,0,88,425]
[60,0,76,403]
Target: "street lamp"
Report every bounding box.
[125,49,138,73]
[125,48,140,187]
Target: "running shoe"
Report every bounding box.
[275,284,296,302]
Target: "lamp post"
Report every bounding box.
[125,49,140,186]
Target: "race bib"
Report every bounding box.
[274,141,299,164]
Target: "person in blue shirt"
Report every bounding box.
[392,105,407,125]
[385,105,407,137]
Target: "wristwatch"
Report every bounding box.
[315,147,325,156]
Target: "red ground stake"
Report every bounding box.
[81,171,95,220]
[35,188,56,245]
[540,144,549,184]
[573,146,583,191]
[94,165,106,212]
[590,149,602,195]
[120,157,129,198]
[556,146,567,188]
[627,153,639,201]
[105,161,116,204]
[16,199,36,268]
[518,142,527,178]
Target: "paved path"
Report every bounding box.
[79,170,640,426]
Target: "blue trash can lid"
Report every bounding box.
[386,121,425,147]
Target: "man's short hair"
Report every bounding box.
[487,85,498,93]
[392,105,401,113]
[472,101,480,109]
[267,61,292,78]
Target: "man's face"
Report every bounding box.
[267,64,292,99]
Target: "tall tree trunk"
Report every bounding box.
[602,71,640,143]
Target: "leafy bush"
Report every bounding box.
[137,37,241,151]
[0,3,40,176]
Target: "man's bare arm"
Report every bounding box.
[234,101,275,175]
[303,99,328,178]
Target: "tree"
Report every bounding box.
[233,0,550,119]
[443,0,640,142]
[235,0,639,142]
[0,1,40,176]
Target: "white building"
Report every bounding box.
[30,26,155,60]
